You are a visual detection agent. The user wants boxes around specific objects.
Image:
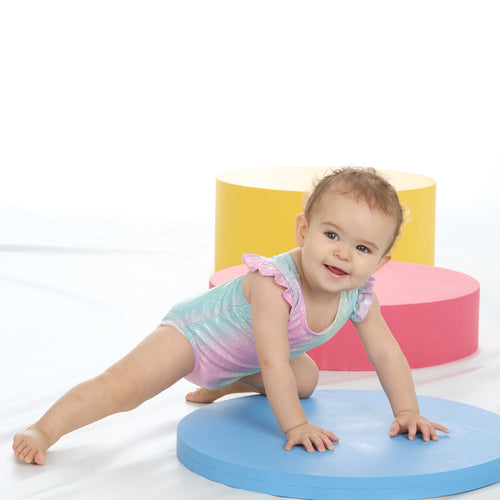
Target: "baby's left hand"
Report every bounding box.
[390,411,450,441]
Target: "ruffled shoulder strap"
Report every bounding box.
[350,276,376,323]
[242,253,300,309]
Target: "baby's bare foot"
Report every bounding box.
[185,381,261,404]
[13,425,50,465]
[185,387,227,404]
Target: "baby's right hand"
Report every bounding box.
[285,423,339,452]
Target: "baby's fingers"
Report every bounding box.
[284,434,312,452]
[391,415,451,442]
[389,420,401,437]
[418,421,432,442]
[426,421,451,441]
[407,421,418,440]
[432,422,450,435]
[309,433,336,453]
[285,428,338,452]
[324,429,340,443]
[285,434,319,452]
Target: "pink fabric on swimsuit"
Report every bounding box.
[161,253,374,390]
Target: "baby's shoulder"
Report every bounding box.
[242,269,289,304]
[242,252,299,310]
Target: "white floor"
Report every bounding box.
[1,205,499,500]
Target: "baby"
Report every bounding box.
[13,167,449,464]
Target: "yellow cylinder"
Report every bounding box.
[214,167,435,271]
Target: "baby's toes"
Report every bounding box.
[13,441,26,458]
[12,434,23,451]
[20,447,34,462]
[23,449,36,463]
[34,452,46,465]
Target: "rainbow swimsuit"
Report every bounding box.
[161,252,374,389]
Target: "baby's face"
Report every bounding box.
[296,193,395,294]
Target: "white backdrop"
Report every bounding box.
[1,2,499,500]
[1,0,498,221]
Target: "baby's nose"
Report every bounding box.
[334,243,350,260]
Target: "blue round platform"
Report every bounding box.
[177,390,500,499]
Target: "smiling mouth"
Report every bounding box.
[325,265,349,278]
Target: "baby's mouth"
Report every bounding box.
[325,265,349,278]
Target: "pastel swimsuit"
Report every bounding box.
[161,252,374,390]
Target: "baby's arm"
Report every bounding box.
[354,293,450,441]
[249,273,338,452]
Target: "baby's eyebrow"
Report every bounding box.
[321,222,342,231]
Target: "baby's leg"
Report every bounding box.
[186,353,318,403]
[289,353,320,398]
[13,325,194,465]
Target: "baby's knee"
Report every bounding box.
[99,370,141,413]
[297,375,318,399]
[296,358,319,399]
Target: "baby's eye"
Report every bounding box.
[325,231,339,241]
[356,245,371,253]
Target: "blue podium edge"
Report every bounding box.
[176,391,500,499]
[177,436,500,500]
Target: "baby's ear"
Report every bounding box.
[375,254,391,273]
[294,214,308,247]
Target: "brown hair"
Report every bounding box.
[304,167,404,252]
